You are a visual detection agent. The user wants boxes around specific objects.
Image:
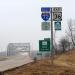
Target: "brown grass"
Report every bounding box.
[4,49,75,75]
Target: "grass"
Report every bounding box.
[4,49,75,75]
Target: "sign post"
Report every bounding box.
[41,7,62,64]
[51,8,54,64]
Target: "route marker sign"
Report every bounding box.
[41,7,51,21]
[52,7,62,12]
[41,13,50,21]
[41,22,50,30]
[53,12,62,21]
[54,21,61,30]
[41,7,51,12]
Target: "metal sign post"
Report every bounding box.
[51,8,54,64]
[41,7,62,65]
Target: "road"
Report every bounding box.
[0,55,33,72]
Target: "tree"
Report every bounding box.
[66,19,75,48]
[59,38,70,53]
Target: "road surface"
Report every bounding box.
[0,55,33,72]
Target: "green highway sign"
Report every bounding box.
[54,21,61,30]
[39,39,50,51]
[41,22,50,30]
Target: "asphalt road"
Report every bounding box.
[0,55,33,72]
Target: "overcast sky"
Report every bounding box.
[0,0,75,51]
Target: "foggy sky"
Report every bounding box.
[0,0,75,51]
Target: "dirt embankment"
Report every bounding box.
[3,50,75,75]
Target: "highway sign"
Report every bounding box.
[54,21,61,30]
[52,7,62,12]
[41,22,50,30]
[41,7,51,12]
[39,40,50,51]
[53,12,62,21]
[41,13,50,21]
[37,52,42,55]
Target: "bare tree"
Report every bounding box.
[66,19,75,48]
[59,38,70,53]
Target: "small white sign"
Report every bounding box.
[42,41,47,45]
[41,22,50,30]
[52,7,62,12]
